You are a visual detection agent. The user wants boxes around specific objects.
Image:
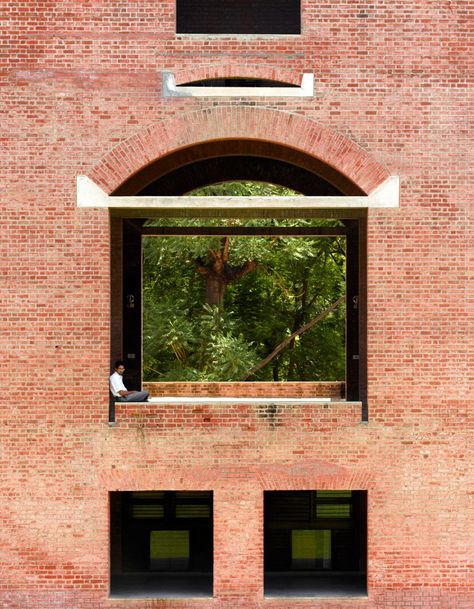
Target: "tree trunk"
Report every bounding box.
[205,275,227,307]
[196,236,257,308]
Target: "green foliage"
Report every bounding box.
[186,181,300,197]
[143,300,258,381]
[143,182,346,382]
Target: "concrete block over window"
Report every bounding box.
[77,175,400,213]
[162,71,314,97]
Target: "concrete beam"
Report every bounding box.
[162,71,314,97]
[77,175,399,215]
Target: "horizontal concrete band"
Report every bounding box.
[77,175,400,210]
[115,397,359,404]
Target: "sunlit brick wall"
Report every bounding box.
[1,1,472,608]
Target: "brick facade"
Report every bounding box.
[143,382,345,399]
[1,1,472,608]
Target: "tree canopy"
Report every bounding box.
[143,182,346,382]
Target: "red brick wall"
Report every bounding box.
[114,400,360,431]
[143,381,345,398]
[1,1,472,608]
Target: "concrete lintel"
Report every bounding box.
[162,71,314,97]
[77,176,400,211]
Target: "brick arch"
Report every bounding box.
[100,464,373,491]
[257,464,374,490]
[88,107,389,196]
[172,63,302,86]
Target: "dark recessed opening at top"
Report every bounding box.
[176,0,301,35]
[184,78,299,88]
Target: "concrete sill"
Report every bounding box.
[112,398,357,406]
[147,396,334,404]
[109,595,212,600]
[264,594,368,600]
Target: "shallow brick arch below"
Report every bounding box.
[100,463,373,491]
[172,63,303,86]
[88,107,390,196]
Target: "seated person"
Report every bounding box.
[109,360,149,402]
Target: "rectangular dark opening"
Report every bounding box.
[264,491,367,597]
[176,0,301,35]
[110,491,213,598]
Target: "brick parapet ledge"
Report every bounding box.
[143,381,345,399]
[113,400,361,431]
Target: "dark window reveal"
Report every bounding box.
[110,491,213,598]
[264,491,367,597]
[176,0,301,35]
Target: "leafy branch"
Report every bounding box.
[242,295,345,380]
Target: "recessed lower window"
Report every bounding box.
[110,491,213,598]
[264,491,367,597]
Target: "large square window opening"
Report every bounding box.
[116,181,365,404]
[264,491,367,597]
[110,491,213,598]
[142,225,347,387]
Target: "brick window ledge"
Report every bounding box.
[109,398,362,430]
[143,381,345,400]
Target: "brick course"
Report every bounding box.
[143,381,345,399]
[1,1,472,608]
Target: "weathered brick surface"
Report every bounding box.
[1,1,472,608]
[114,400,360,431]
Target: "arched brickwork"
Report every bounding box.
[101,464,373,491]
[88,107,390,196]
[172,64,302,86]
